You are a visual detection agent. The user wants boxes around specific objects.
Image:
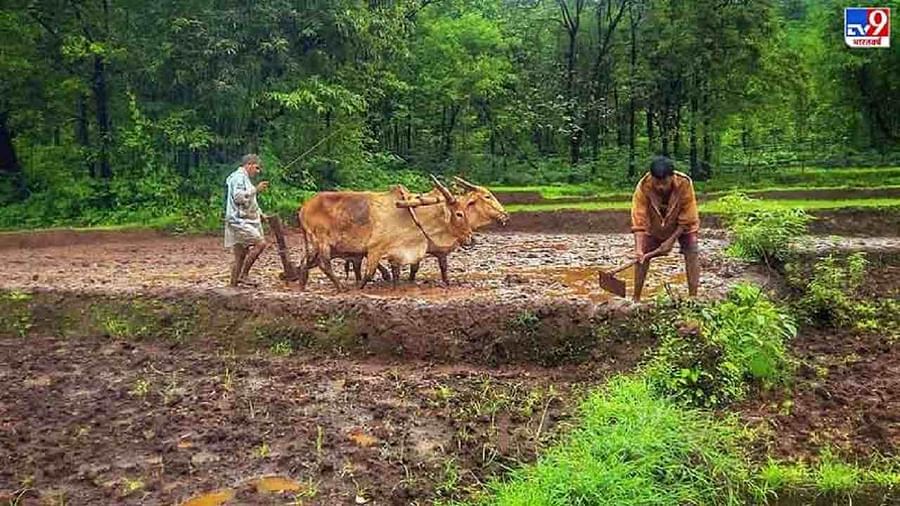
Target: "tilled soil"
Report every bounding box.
[0,335,635,506]
[0,232,749,303]
[2,228,899,505]
[739,254,900,461]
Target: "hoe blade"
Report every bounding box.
[598,270,627,298]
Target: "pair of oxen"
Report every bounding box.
[295,176,509,291]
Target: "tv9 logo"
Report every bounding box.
[845,8,890,48]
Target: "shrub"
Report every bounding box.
[716,192,810,267]
[792,252,868,327]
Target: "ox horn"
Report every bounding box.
[430,175,457,205]
[396,195,442,208]
[453,176,479,191]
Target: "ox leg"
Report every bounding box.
[297,262,309,289]
[352,258,363,282]
[360,252,382,289]
[317,248,344,291]
[437,255,450,286]
[390,263,401,288]
[296,247,319,290]
[409,262,420,283]
[377,263,392,282]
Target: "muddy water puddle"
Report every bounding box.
[511,257,690,303]
[179,476,308,505]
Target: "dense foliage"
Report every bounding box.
[1,0,898,228]
[645,283,796,408]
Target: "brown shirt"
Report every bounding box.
[631,171,700,239]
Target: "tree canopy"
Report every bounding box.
[1,0,897,228]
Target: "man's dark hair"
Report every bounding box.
[649,156,675,179]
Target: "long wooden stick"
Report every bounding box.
[266,215,299,282]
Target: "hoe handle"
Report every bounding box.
[609,259,638,276]
[609,248,666,275]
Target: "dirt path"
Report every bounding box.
[0,335,634,506]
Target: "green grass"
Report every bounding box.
[484,375,758,506]
[703,197,900,213]
[0,215,214,235]
[493,166,900,200]
[703,166,900,192]
[489,183,603,198]
[507,197,900,213]
[757,455,900,497]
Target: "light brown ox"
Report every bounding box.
[345,176,510,284]
[296,177,473,291]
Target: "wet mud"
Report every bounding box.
[0,336,633,505]
[739,253,900,461]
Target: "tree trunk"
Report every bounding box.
[647,105,655,151]
[559,0,585,166]
[442,104,459,159]
[0,112,21,173]
[701,83,712,173]
[94,0,112,179]
[76,93,93,177]
[660,95,670,156]
[614,86,624,147]
[628,5,637,178]
[0,111,27,200]
[92,54,111,179]
[406,117,412,156]
[673,105,682,157]
[566,30,581,165]
[0,112,22,174]
[689,92,698,177]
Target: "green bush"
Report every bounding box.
[791,252,867,326]
[717,192,811,267]
[645,283,796,407]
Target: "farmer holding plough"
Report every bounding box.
[224,154,270,287]
[630,156,701,301]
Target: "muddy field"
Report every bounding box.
[3,229,896,306]
[497,208,900,236]
[740,252,900,462]
[2,223,900,505]
[0,231,744,302]
[0,334,644,506]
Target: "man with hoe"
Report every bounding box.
[224,154,269,287]
[631,156,701,301]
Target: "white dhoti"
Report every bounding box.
[224,220,264,248]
